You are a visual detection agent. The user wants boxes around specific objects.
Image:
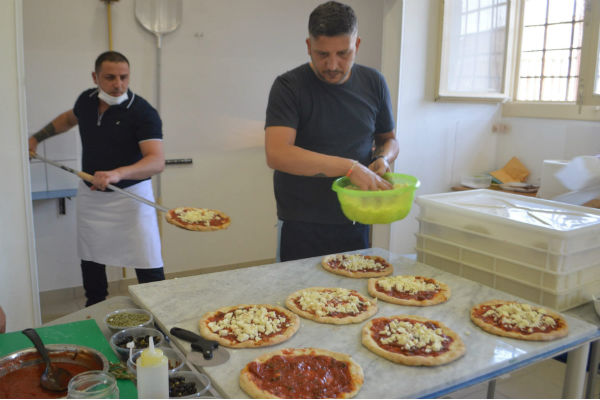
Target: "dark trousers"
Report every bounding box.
[279,220,370,262]
[81,260,165,307]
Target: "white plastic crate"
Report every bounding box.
[416,234,600,311]
[415,190,600,255]
[417,217,600,273]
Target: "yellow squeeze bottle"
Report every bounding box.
[136,336,168,398]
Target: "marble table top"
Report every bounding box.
[129,248,600,398]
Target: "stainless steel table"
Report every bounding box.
[128,248,600,398]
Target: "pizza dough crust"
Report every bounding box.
[239,347,364,399]
[198,304,300,348]
[285,287,378,325]
[321,254,393,278]
[470,300,569,341]
[367,276,450,306]
[362,315,466,366]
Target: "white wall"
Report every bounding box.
[23,0,388,291]
[1,0,41,331]
[389,0,501,254]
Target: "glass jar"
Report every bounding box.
[67,371,119,399]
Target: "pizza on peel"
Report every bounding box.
[165,207,230,231]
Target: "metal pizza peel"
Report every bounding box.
[170,327,230,367]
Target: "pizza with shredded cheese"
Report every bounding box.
[321,254,393,278]
[198,304,300,348]
[165,207,230,231]
[285,287,377,324]
[368,275,450,306]
[362,315,465,366]
[470,300,568,341]
[239,347,364,399]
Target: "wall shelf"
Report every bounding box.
[32,189,77,201]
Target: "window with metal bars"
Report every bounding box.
[516,0,585,102]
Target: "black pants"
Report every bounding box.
[81,260,165,307]
[279,220,370,262]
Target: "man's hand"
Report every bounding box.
[348,163,392,190]
[368,157,390,176]
[90,170,122,191]
[28,137,39,158]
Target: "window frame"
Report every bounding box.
[436,0,516,102]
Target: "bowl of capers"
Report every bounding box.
[105,308,154,332]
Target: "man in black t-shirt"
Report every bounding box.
[265,1,399,262]
[28,51,165,306]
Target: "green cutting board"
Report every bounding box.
[0,319,137,398]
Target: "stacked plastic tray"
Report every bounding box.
[415,189,600,311]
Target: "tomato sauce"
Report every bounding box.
[473,305,563,335]
[247,353,354,398]
[375,277,439,300]
[0,362,91,398]
[370,318,452,356]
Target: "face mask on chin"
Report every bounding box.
[98,88,128,106]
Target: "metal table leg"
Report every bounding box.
[486,379,496,399]
[585,340,599,398]
[563,344,590,398]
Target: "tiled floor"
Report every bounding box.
[40,287,596,399]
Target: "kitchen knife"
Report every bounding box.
[169,327,230,367]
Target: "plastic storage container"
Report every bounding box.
[414,190,600,311]
[415,189,600,254]
[415,237,600,311]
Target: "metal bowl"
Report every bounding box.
[0,344,109,397]
[104,308,154,332]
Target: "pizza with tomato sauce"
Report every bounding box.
[165,207,230,231]
[368,275,450,306]
[470,300,568,341]
[239,347,364,399]
[362,315,465,366]
[321,254,393,278]
[285,287,377,324]
[198,304,300,348]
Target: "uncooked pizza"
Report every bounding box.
[362,315,465,366]
[285,287,377,324]
[321,254,393,278]
[198,304,300,348]
[165,207,230,231]
[239,347,364,399]
[470,300,568,341]
[367,275,450,306]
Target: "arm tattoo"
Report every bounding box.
[32,122,57,143]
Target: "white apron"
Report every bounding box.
[76,180,163,269]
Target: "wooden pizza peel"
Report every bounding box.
[30,152,229,232]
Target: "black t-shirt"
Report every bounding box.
[265,63,395,224]
[73,88,163,189]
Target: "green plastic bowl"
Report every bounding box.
[332,172,420,224]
